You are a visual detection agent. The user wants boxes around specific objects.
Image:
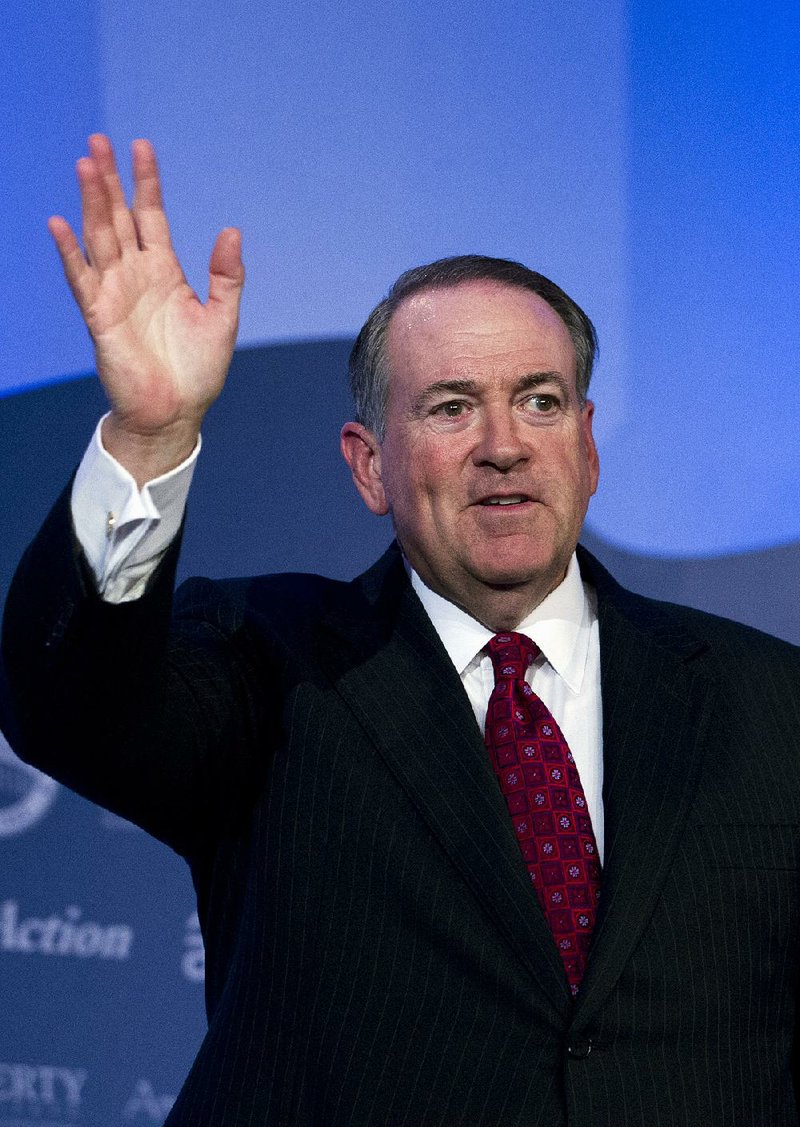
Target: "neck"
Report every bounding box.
[460,587,550,632]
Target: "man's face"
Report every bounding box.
[342,281,599,626]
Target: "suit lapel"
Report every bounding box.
[571,553,717,1025]
[316,547,571,1017]
[314,545,720,1024]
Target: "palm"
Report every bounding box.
[88,247,229,431]
[50,135,244,470]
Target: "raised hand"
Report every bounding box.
[49,134,244,485]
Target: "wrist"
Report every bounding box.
[101,414,201,489]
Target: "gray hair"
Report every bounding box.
[348,254,598,441]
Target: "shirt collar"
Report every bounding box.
[410,553,593,693]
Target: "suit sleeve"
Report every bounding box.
[0,487,273,856]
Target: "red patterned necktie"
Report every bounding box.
[483,631,601,996]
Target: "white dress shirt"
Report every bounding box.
[70,418,605,859]
[412,561,604,862]
[71,417,199,603]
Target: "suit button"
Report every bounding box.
[567,1038,593,1059]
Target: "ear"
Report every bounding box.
[581,400,600,496]
[340,422,390,515]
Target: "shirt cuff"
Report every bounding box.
[70,415,200,603]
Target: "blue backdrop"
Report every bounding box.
[1,1,798,1124]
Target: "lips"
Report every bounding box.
[477,494,531,506]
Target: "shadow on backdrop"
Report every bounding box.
[2,339,798,646]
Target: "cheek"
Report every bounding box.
[380,425,470,526]
[388,438,451,496]
[541,451,594,518]
[380,454,436,525]
[382,451,419,501]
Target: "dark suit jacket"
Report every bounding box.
[3,491,800,1126]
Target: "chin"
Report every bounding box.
[472,562,551,590]
[468,546,568,594]
[475,540,546,572]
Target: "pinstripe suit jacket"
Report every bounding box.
[3,491,800,1126]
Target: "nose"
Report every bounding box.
[471,406,529,471]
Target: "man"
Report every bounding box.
[2,135,800,1126]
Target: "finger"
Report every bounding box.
[131,139,173,249]
[48,215,98,312]
[78,154,121,271]
[207,227,245,323]
[87,133,138,250]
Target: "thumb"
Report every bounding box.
[207,227,245,314]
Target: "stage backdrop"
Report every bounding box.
[1,0,798,1124]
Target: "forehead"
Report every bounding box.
[385,280,577,393]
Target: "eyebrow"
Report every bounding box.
[409,371,572,416]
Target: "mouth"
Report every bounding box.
[477,494,532,507]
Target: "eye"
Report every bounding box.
[523,393,560,414]
[433,400,469,418]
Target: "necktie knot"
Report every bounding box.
[486,632,539,683]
